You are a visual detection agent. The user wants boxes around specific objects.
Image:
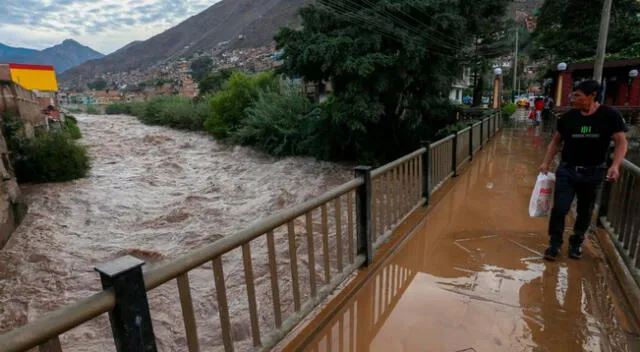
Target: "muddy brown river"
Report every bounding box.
[0,114,352,351]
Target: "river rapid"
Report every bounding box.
[0,114,352,351]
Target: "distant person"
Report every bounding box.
[539,80,628,260]
[534,97,545,124]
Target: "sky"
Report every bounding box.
[0,0,222,54]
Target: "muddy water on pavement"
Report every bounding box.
[0,114,352,351]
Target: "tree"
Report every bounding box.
[532,0,640,61]
[87,79,107,91]
[276,0,511,161]
[198,69,235,96]
[190,57,213,82]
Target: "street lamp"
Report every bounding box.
[557,62,567,72]
[556,62,568,106]
[627,69,638,106]
[493,68,503,108]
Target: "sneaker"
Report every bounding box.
[568,244,583,259]
[544,246,560,261]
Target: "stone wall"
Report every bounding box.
[0,76,47,137]
[0,130,26,248]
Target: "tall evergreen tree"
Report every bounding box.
[276,0,511,161]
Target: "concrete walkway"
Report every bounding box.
[285,117,640,352]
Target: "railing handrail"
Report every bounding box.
[623,158,640,175]
[430,134,455,149]
[371,148,426,179]
[1,291,115,352]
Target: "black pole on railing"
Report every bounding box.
[452,133,458,177]
[355,166,373,266]
[95,256,158,352]
[421,142,431,205]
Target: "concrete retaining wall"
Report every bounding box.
[0,130,26,248]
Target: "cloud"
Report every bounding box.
[0,0,221,54]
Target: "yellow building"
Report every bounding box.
[8,63,58,92]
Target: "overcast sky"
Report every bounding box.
[0,0,222,54]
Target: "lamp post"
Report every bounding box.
[493,68,503,109]
[555,62,567,106]
[628,69,639,106]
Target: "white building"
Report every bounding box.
[449,67,473,104]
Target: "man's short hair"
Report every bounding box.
[573,80,602,99]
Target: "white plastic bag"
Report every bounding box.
[529,173,556,217]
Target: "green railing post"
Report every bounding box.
[355,166,373,266]
[95,256,157,352]
[452,133,458,177]
[421,142,431,205]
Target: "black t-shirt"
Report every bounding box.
[557,105,627,166]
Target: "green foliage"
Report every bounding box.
[229,90,318,156]
[198,69,235,96]
[275,0,511,162]
[106,97,209,131]
[105,103,131,115]
[205,71,278,139]
[87,79,108,91]
[501,103,517,117]
[85,106,99,114]
[190,57,214,82]
[13,133,90,183]
[63,115,82,139]
[65,108,83,114]
[1,112,90,184]
[435,120,478,139]
[532,0,640,61]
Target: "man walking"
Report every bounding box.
[539,80,628,260]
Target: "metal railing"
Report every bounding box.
[0,112,503,352]
[598,159,640,287]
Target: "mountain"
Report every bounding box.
[59,0,311,84]
[112,41,143,55]
[0,40,104,73]
[0,43,39,58]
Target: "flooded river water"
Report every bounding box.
[0,114,352,351]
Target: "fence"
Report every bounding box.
[598,159,640,288]
[0,112,503,352]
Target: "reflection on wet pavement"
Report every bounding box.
[295,122,640,352]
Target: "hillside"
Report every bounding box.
[59,0,311,85]
[0,40,104,73]
[0,43,38,58]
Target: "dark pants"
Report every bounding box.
[548,163,606,247]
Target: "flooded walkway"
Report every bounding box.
[287,120,640,351]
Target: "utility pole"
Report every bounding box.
[593,0,613,83]
[512,25,519,101]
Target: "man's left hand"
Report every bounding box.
[607,166,620,182]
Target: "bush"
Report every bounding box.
[205,71,278,139]
[501,103,517,117]
[63,115,82,139]
[230,90,317,156]
[13,133,90,183]
[434,120,478,139]
[136,96,209,131]
[85,106,99,114]
[105,103,131,115]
